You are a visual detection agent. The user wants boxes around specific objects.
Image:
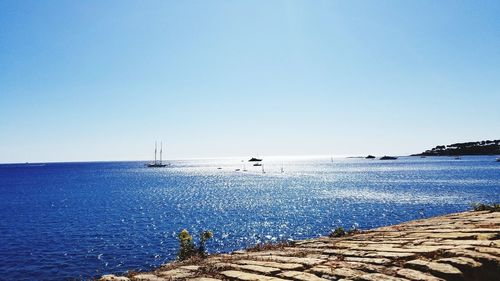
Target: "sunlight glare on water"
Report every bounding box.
[0,156,499,280]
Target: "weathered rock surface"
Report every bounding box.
[405,259,463,280]
[394,268,444,281]
[158,268,196,279]
[277,270,329,281]
[132,274,168,281]
[101,211,500,281]
[100,274,131,281]
[221,270,288,281]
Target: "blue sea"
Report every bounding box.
[0,156,499,280]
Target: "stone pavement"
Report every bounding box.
[101,211,499,281]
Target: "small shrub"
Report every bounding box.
[197,230,213,258]
[471,203,500,212]
[330,226,361,238]
[177,229,213,261]
[329,227,346,238]
[178,229,196,261]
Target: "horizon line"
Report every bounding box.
[0,153,414,165]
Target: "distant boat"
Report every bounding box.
[146,141,168,168]
[496,158,500,162]
[454,156,461,160]
[253,163,262,167]
[281,161,284,173]
[249,157,263,162]
[365,155,376,159]
[420,156,426,158]
[261,164,266,174]
[26,163,46,167]
[380,156,398,160]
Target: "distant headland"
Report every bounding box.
[412,139,500,156]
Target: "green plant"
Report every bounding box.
[197,230,213,258]
[178,229,196,261]
[471,203,500,212]
[177,229,213,261]
[329,226,361,238]
[329,227,346,238]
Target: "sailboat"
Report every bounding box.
[147,141,168,167]
[280,161,284,173]
[261,164,266,174]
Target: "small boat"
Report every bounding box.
[146,141,169,167]
[248,157,263,162]
[495,158,500,162]
[365,155,376,159]
[235,169,240,171]
[420,156,426,158]
[253,163,262,167]
[380,156,398,160]
[261,164,266,174]
[217,167,222,170]
[281,161,284,173]
[26,163,46,167]
[454,156,461,160]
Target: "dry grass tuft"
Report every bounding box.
[246,241,294,252]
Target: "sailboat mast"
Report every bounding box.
[160,141,163,164]
[154,141,157,164]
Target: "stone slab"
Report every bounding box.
[394,268,444,281]
[235,259,304,270]
[100,275,131,281]
[359,273,409,281]
[307,265,366,279]
[158,268,195,279]
[220,270,287,281]
[253,256,325,266]
[405,259,463,281]
[132,274,168,281]
[278,270,330,281]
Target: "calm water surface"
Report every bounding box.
[0,156,499,280]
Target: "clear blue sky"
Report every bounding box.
[1,1,499,163]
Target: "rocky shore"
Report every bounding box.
[101,210,499,281]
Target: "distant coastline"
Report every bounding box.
[412,139,500,156]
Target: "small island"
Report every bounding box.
[248,157,262,162]
[380,156,398,160]
[412,139,500,156]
